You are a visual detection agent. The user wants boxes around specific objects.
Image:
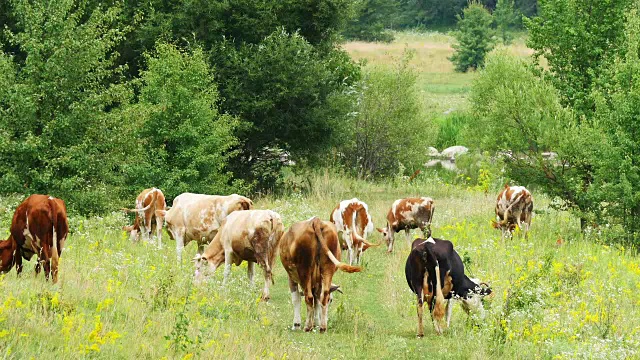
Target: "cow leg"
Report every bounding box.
[223,251,233,285]
[289,280,302,330]
[445,299,453,328]
[319,279,332,333]
[155,215,164,249]
[343,232,355,266]
[387,229,395,253]
[175,230,186,263]
[405,228,411,243]
[416,288,425,338]
[261,266,271,302]
[14,251,23,276]
[303,281,315,332]
[247,261,255,285]
[41,243,52,281]
[314,298,322,329]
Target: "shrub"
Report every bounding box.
[434,110,473,149]
[449,1,496,72]
[338,53,430,178]
[128,43,241,200]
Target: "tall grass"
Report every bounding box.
[1,173,639,359]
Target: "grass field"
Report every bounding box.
[343,30,535,113]
[0,32,638,359]
[0,172,639,359]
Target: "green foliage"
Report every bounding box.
[449,2,496,72]
[434,111,472,149]
[128,43,241,200]
[343,0,399,42]
[494,0,518,44]
[525,0,632,116]
[213,29,360,189]
[0,0,135,214]
[581,3,640,242]
[338,53,428,178]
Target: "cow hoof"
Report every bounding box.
[261,295,271,302]
[304,326,313,332]
[319,327,326,333]
[417,333,424,338]
[292,323,301,330]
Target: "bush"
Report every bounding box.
[338,53,430,178]
[128,43,241,200]
[434,111,473,149]
[0,1,135,215]
[449,1,496,72]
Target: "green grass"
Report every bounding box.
[0,173,639,359]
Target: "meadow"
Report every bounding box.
[0,32,639,359]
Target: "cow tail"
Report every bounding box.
[267,215,276,285]
[432,260,446,322]
[312,217,361,274]
[49,198,60,280]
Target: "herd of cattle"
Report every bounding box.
[0,184,534,337]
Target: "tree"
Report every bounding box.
[585,2,640,241]
[344,0,400,42]
[128,43,240,199]
[450,1,496,72]
[0,0,136,214]
[494,0,518,44]
[525,0,632,117]
[339,54,428,178]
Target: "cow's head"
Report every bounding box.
[0,237,17,273]
[193,253,210,282]
[491,219,516,233]
[376,227,390,243]
[329,284,342,303]
[122,225,140,242]
[461,279,493,318]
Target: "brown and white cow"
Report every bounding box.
[329,198,377,265]
[158,193,253,262]
[280,217,361,332]
[377,197,435,253]
[0,195,69,284]
[492,184,533,239]
[122,188,166,246]
[193,210,284,301]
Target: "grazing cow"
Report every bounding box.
[122,188,166,246]
[280,217,361,332]
[0,195,69,284]
[405,237,492,337]
[377,197,435,253]
[193,210,284,301]
[157,193,253,262]
[329,198,377,265]
[492,184,533,239]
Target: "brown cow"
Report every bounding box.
[280,217,361,332]
[0,195,69,283]
[193,209,284,301]
[377,197,434,253]
[329,198,377,265]
[122,188,166,246]
[492,184,533,239]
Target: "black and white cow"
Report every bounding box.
[405,237,492,337]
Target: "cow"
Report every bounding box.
[122,188,166,247]
[0,195,69,284]
[405,236,492,337]
[280,217,361,332]
[157,193,253,262]
[492,184,533,239]
[329,198,377,265]
[192,209,284,301]
[377,197,435,253]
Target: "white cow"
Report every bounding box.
[158,193,253,262]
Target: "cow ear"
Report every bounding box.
[192,253,204,262]
[491,220,499,229]
[330,284,342,294]
[376,227,385,233]
[155,210,167,218]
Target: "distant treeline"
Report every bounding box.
[344,0,537,41]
